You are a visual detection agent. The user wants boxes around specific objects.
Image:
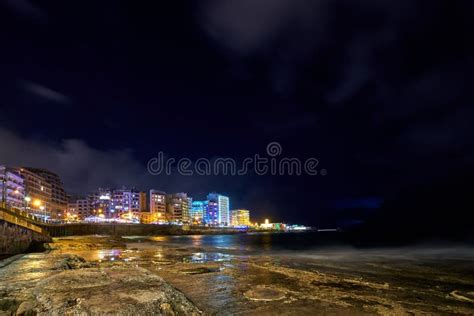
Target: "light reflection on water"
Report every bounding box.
[186,252,233,263]
[96,249,123,262]
[79,246,235,265]
[82,247,233,264]
[148,236,168,242]
[145,233,326,253]
[147,234,255,254]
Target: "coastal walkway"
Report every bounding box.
[0,206,48,236]
[0,206,243,237]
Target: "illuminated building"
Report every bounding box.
[88,188,112,217]
[150,190,166,215]
[286,224,310,231]
[67,202,76,216]
[187,197,193,222]
[271,223,286,231]
[68,198,91,219]
[137,211,160,224]
[88,187,144,218]
[203,200,219,225]
[166,193,192,223]
[260,220,287,231]
[207,193,230,226]
[0,165,25,209]
[23,168,68,218]
[230,209,250,226]
[13,167,52,217]
[260,219,272,229]
[111,187,142,213]
[191,201,206,224]
[142,189,166,223]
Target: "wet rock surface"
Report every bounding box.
[1,235,474,315]
[181,266,221,275]
[52,254,93,270]
[0,243,201,315]
[32,267,201,315]
[243,286,286,301]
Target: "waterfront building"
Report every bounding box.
[204,200,219,226]
[68,198,91,219]
[230,209,251,226]
[111,187,142,214]
[141,189,166,223]
[207,193,230,226]
[166,193,191,223]
[88,188,113,218]
[23,168,68,219]
[136,211,157,224]
[0,165,26,209]
[187,197,193,223]
[88,187,144,219]
[12,167,52,218]
[191,201,206,224]
[260,220,287,231]
[67,202,76,217]
[150,190,166,214]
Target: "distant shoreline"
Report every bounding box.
[41,222,310,237]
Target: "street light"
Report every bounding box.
[33,199,42,207]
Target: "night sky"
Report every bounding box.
[1,1,474,232]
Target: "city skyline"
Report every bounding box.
[1,163,267,226]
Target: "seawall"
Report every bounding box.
[0,221,52,255]
[42,223,244,237]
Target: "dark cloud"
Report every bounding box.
[0,128,214,197]
[21,80,71,104]
[0,128,148,193]
[200,0,474,174]
[1,0,47,22]
[201,0,326,54]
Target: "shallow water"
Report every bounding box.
[50,233,474,315]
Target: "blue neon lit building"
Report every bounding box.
[204,200,219,225]
[207,193,230,226]
[191,200,205,223]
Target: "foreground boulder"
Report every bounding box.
[27,266,201,315]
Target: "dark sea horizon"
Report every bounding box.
[121,231,474,260]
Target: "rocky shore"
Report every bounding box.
[0,240,201,315]
[1,235,474,315]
